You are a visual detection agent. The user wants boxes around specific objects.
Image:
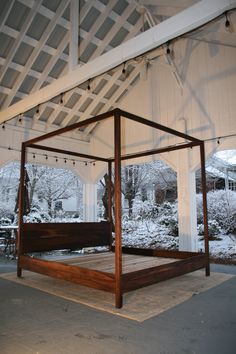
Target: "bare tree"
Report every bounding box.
[121,164,148,217]
[35,166,77,216]
[26,164,47,208]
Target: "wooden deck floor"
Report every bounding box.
[61,252,179,274]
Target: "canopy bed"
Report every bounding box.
[17,108,210,308]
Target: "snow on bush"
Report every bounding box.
[132,199,158,219]
[0,217,12,226]
[122,201,179,249]
[197,190,236,234]
[198,220,222,240]
[0,202,15,224]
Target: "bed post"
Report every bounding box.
[17,143,26,277]
[200,142,210,276]
[108,160,113,250]
[114,109,122,308]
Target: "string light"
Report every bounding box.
[87,79,91,91]
[36,105,40,116]
[59,93,64,105]
[166,42,171,55]
[0,145,102,166]
[2,122,5,129]
[18,114,23,123]
[225,12,230,29]
[122,62,126,75]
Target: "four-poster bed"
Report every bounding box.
[17,108,210,308]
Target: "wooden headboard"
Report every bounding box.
[20,221,112,253]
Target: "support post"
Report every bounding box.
[108,160,113,250]
[200,142,210,276]
[69,0,79,71]
[83,183,97,222]
[108,161,112,223]
[177,150,198,252]
[17,143,26,277]
[114,111,122,308]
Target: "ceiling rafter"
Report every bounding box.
[79,0,118,56]
[0,0,43,84]
[61,69,124,128]
[83,62,144,137]
[0,0,14,32]
[2,0,71,109]
[32,2,144,128]
[89,3,137,62]
[30,32,70,94]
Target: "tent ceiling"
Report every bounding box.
[0,0,235,139]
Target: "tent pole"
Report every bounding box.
[108,160,113,250]
[200,142,210,276]
[17,143,26,277]
[114,110,122,308]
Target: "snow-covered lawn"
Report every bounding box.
[199,234,236,262]
[121,219,236,263]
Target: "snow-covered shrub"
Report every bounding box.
[0,217,12,226]
[122,215,137,233]
[24,204,51,223]
[198,220,222,240]
[158,202,178,236]
[132,199,158,219]
[197,190,236,234]
[0,203,15,223]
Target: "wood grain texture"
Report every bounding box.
[19,255,115,292]
[21,221,112,252]
[122,254,207,292]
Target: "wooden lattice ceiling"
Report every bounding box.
[0,0,235,139]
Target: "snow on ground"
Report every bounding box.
[199,234,236,262]
[0,217,235,263]
[122,220,236,263]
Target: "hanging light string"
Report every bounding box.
[1,117,236,144]
[0,144,97,166]
[0,8,235,126]
[29,151,96,166]
[203,133,236,144]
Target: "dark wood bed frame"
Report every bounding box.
[17,109,210,308]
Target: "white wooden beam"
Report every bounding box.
[69,0,79,71]
[1,0,235,124]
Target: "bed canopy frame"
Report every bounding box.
[17,108,210,308]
